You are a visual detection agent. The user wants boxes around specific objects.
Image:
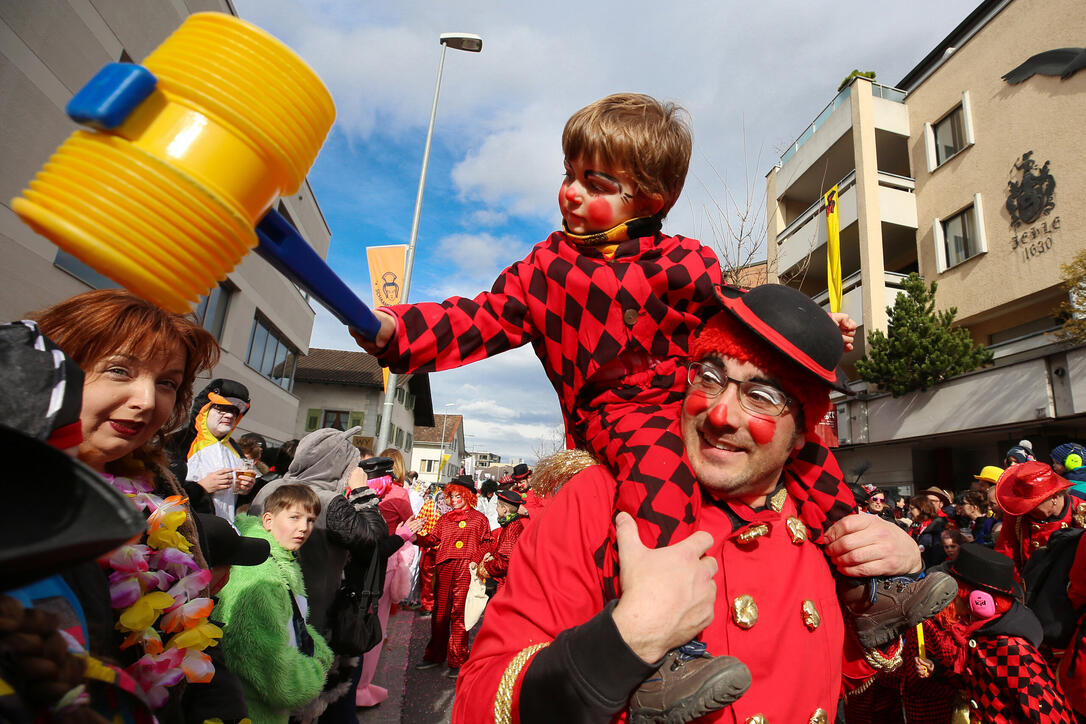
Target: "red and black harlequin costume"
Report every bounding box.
[452,465,847,723]
[484,514,529,595]
[921,603,1072,722]
[415,486,493,668]
[375,220,855,594]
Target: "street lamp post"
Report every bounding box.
[437,402,454,483]
[376,33,482,454]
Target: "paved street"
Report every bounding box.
[357,609,462,724]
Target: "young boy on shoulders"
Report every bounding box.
[214,485,333,724]
[356,93,947,719]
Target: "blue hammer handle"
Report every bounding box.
[256,209,381,341]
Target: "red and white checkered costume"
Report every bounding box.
[416,506,493,667]
[378,229,854,592]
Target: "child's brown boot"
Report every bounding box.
[628,641,750,724]
[842,571,957,649]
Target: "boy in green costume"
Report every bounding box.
[214,484,333,724]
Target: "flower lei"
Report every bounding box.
[102,473,222,709]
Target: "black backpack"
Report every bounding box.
[1021,527,1084,648]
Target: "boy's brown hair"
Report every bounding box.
[562,93,692,215]
[264,484,321,517]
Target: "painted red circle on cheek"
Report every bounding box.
[684,389,710,417]
[587,198,614,227]
[746,415,777,446]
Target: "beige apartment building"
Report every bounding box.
[0,1,332,446]
[766,0,1086,493]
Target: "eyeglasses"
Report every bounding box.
[870,497,886,504]
[687,361,792,417]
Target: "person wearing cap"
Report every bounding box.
[1004,443,1036,468]
[414,476,493,678]
[455,285,944,724]
[863,486,896,524]
[995,461,1085,570]
[176,378,254,521]
[916,543,1072,722]
[1052,442,1086,496]
[478,488,530,595]
[511,463,532,495]
[972,465,1003,493]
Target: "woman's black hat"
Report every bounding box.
[949,542,1022,598]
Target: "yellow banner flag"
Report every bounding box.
[824,185,842,314]
[366,245,407,392]
[366,245,408,308]
[439,453,450,475]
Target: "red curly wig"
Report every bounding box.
[444,480,477,508]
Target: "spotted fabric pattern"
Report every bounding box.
[378,230,855,592]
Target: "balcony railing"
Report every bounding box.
[778,82,906,166]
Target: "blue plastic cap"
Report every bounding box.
[66,63,157,130]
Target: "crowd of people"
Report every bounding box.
[4,86,1086,724]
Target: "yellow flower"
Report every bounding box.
[147,526,192,553]
[117,591,175,632]
[166,620,223,652]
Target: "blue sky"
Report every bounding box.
[233,0,978,464]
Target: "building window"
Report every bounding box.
[396,388,406,403]
[423,459,437,473]
[245,313,298,391]
[405,433,413,451]
[322,410,350,430]
[934,108,966,165]
[193,282,233,340]
[924,92,975,172]
[395,428,405,448]
[932,194,988,272]
[53,250,117,289]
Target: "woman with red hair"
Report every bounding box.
[917,543,1072,722]
[33,289,222,715]
[413,476,492,678]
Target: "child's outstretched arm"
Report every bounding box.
[828,312,857,352]
[351,309,395,355]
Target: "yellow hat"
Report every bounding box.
[973,465,1004,485]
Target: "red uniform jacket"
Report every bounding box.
[485,516,528,593]
[995,495,1079,570]
[416,506,492,565]
[454,465,844,724]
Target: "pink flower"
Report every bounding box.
[109,575,143,609]
[151,547,198,580]
[108,544,151,574]
[128,649,185,708]
[166,569,211,607]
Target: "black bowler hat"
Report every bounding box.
[196,513,270,568]
[949,543,1022,599]
[512,463,531,480]
[496,489,524,507]
[712,284,852,393]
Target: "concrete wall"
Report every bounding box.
[907,0,1086,322]
[0,1,332,445]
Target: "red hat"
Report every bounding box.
[995,461,1073,516]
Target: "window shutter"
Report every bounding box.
[924,122,936,173]
[973,194,987,255]
[961,91,975,146]
[305,408,321,432]
[932,218,947,273]
[348,411,364,430]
